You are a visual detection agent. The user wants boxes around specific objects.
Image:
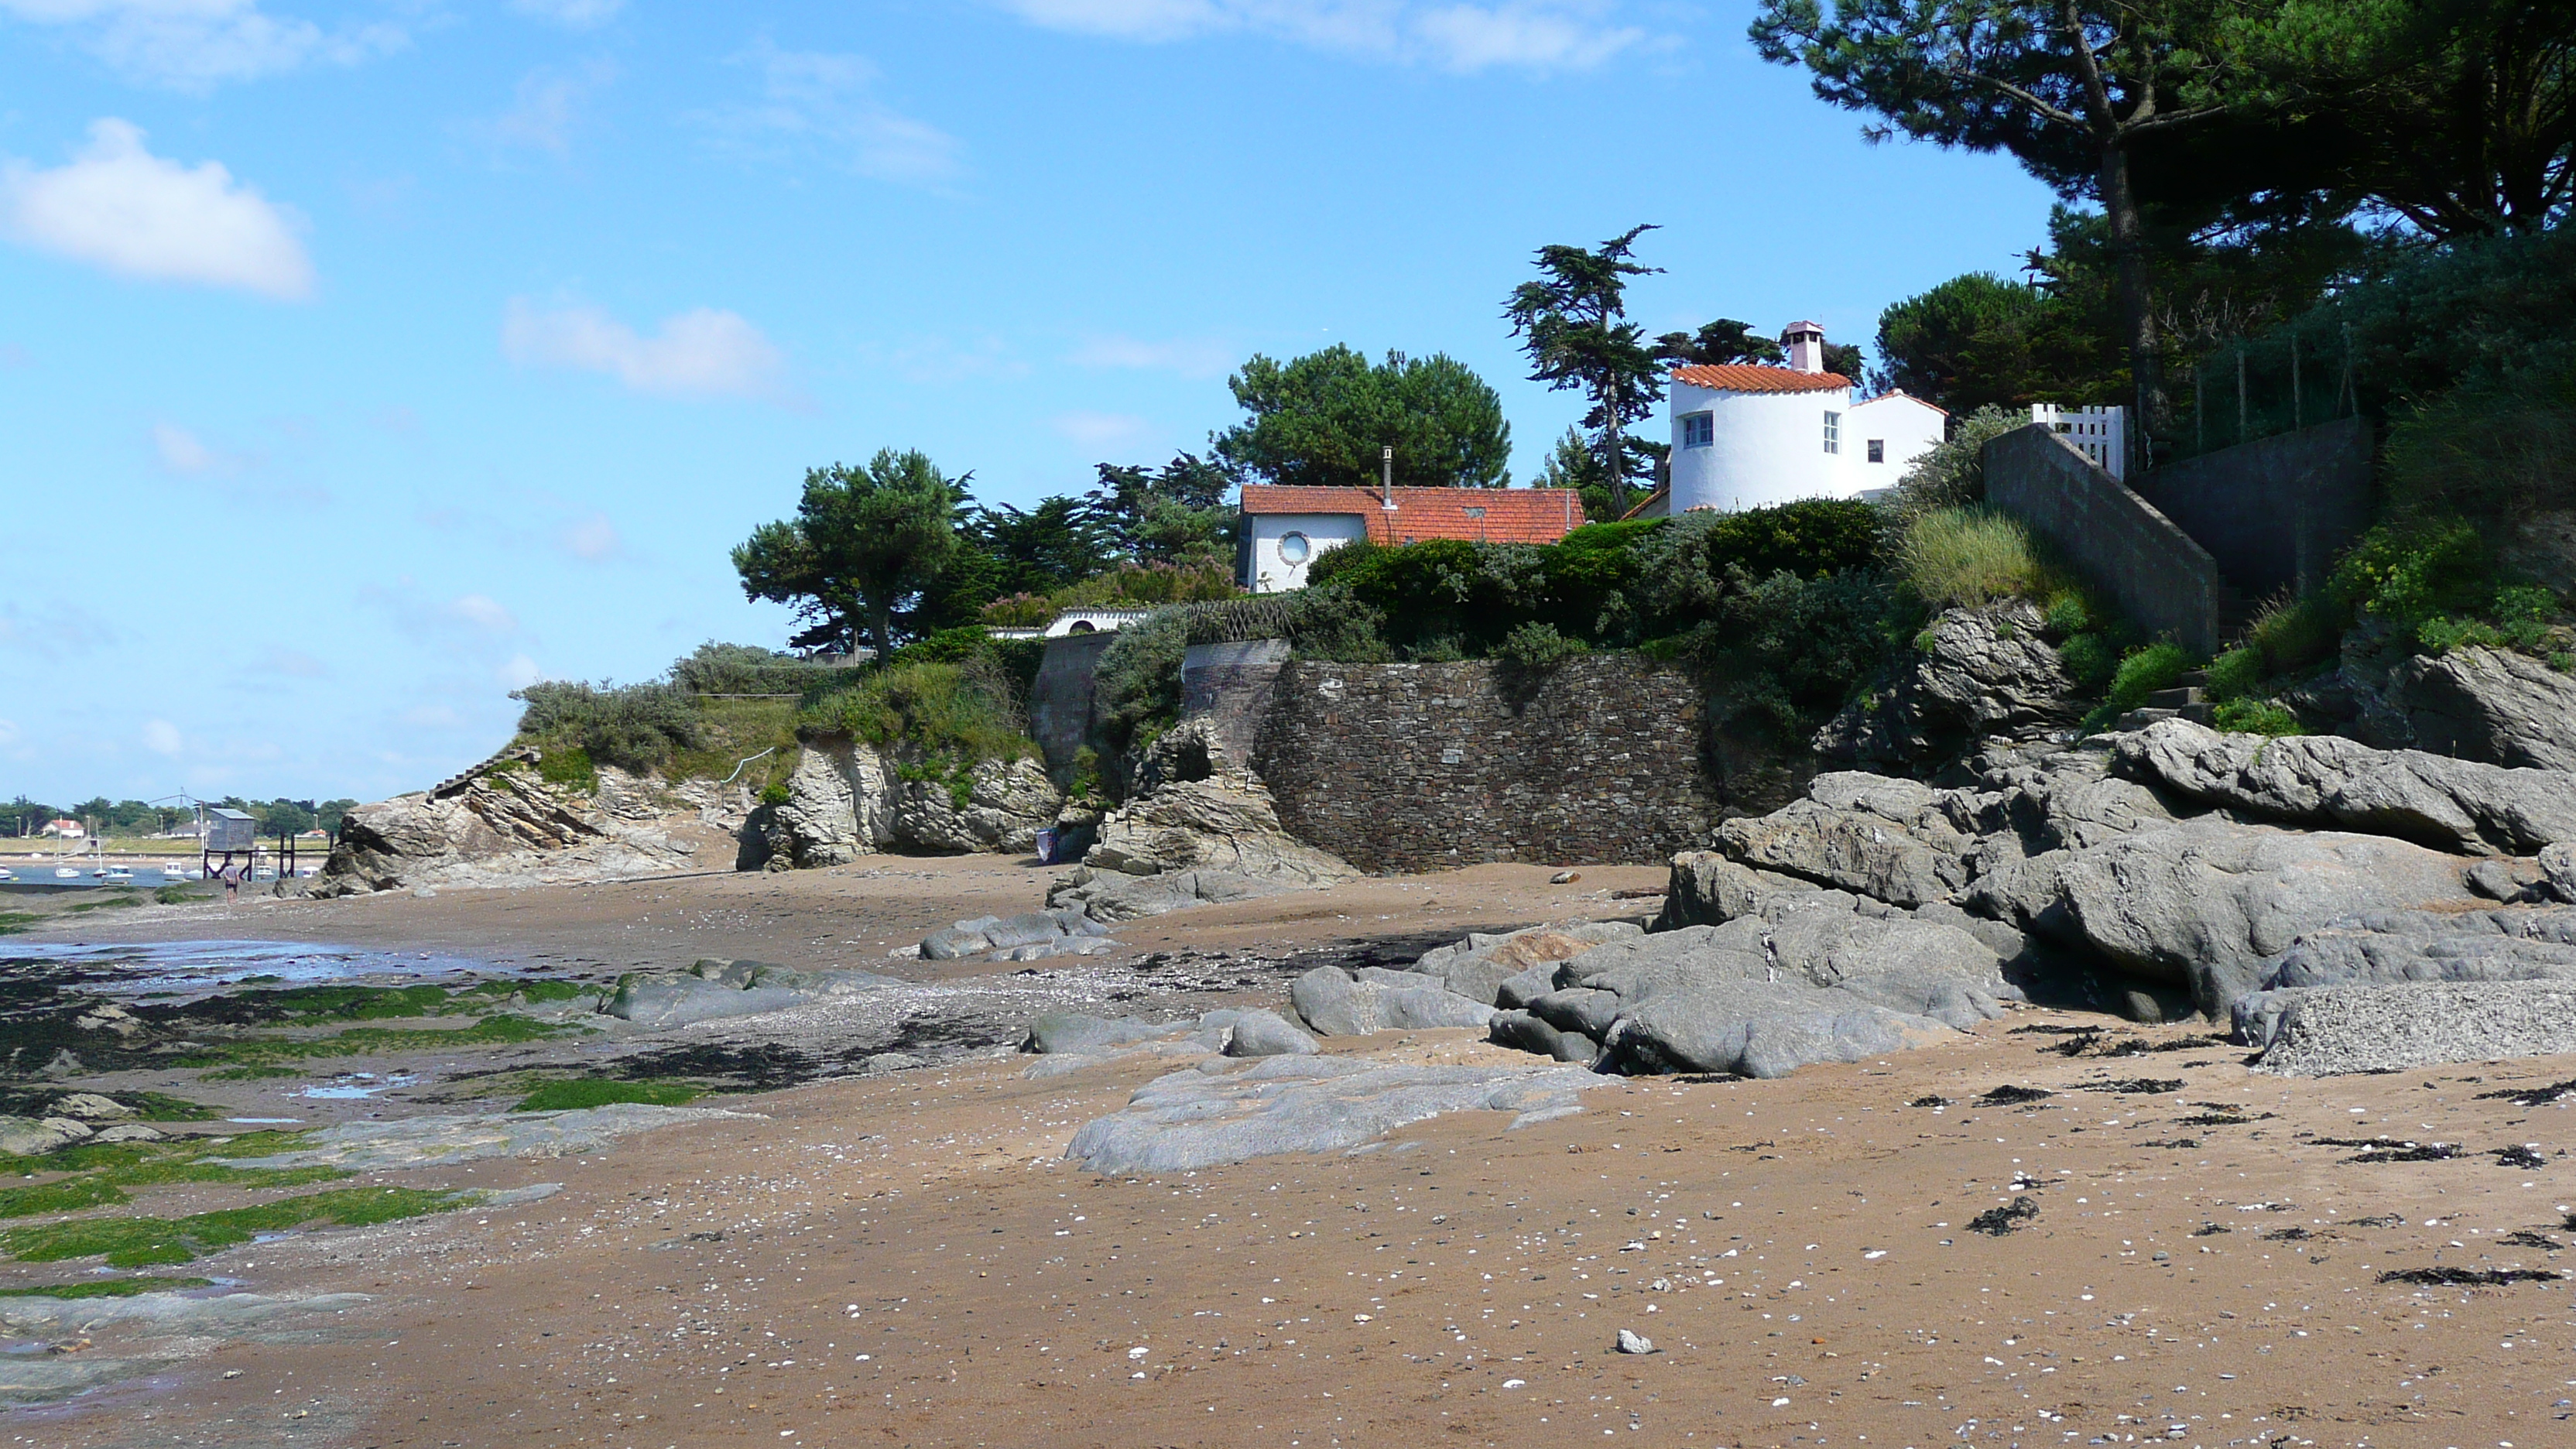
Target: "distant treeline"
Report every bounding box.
[1,796,359,839]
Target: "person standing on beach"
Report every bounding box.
[221,862,240,908]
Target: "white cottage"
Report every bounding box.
[1655,321,1947,516]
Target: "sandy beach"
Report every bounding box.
[5,862,2573,1449]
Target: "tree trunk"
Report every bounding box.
[870,600,894,663]
[2099,138,2164,466]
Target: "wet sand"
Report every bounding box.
[14,861,2576,1449]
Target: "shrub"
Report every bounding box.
[510,680,702,772]
[1884,405,2026,526]
[2328,515,2493,635]
[1493,621,1587,673]
[759,781,790,807]
[2245,591,2345,674]
[799,658,1033,762]
[2211,698,2303,736]
[2382,359,2576,520]
[668,641,827,697]
[978,592,1055,627]
[1897,506,2067,610]
[2204,646,2263,702]
[2057,632,2117,688]
[2106,642,2192,714]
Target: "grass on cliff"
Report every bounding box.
[799,657,1036,763]
[0,1186,470,1266]
[1896,506,2076,611]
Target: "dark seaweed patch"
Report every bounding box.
[2493,1145,2546,1169]
[2474,1077,2576,1107]
[2261,1226,2320,1242]
[618,1042,817,1089]
[1977,1085,2054,1106]
[2007,1025,2098,1036]
[2497,1229,2564,1250]
[2075,1077,2185,1094]
[2377,1266,2563,1286]
[2179,1112,2260,1126]
[1968,1197,2040,1236]
[1909,1095,1951,1108]
[2190,1223,2231,1236]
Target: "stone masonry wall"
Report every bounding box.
[1987,424,2226,656]
[1250,654,1714,873]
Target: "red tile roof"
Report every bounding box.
[1670,364,1849,395]
[1239,485,1583,546]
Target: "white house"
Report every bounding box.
[1237,485,1584,593]
[1656,321,1947,515]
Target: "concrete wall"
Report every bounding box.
[1249,654,1716,873]
[1985,424,2226,656]
[1180,639,1292,766]
[2133,414,2372,601]
[1029,631,1116,776]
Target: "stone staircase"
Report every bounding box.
[2116,669,2216,731]
[426,746,540,800]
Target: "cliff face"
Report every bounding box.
[742,736,1063,869]
[317,765,755,893]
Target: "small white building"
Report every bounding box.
[1658,321,1947,515]
[1237,485,1584,593]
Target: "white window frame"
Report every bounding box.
[1680,411,1714,448]
[1822,410,1841,454]
[1276,531,1313,566]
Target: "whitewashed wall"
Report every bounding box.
[1247,512,1370,593]
[1667,379,1853,512]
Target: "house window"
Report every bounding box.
[1277,531,1313,566]
[1822,411,1841,454]
[1680,412,1714,447]
[1867,438,1885,464]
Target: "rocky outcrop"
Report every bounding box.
[2114,717,2576,855]
[600,957,905,1029]
[1288,966,1498,1037]
[1050,717,1358,922]
[753,739,896,868]
[1814,601,2081,766]
[891,755,1062,854]
[754,742,1058,866]
[320,764,742,893]
[2389,647,2576,772]
[1401,920,1646,1004]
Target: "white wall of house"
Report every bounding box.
[1668,380,1853,513]
[1668,382,1947,511]
[1246,512,1370,593]
[1848,392,1947,490]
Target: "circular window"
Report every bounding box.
[1278,531,1314,565]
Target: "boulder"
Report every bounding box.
[2115,718,2576,856]
[1654,852,1817,930]
[0,1117,91,1156]
[1290,967,1497,1036]
[2389,647,2576,772]
[2249,979,2576,1077]
[1601,981,1959,1078]
[755,739,896,868]
[1970,818,2475,1018]
[1085,778,1355,886]
[1712,785,1972,908]
[2545,842,2576,903]
[1047,866,1310,923]
[1222,1009,1321,1058]
[1813,601,2081,766]
[892,755,1064,855]
[1023,1013,1171,1054]
[317,763,728,894]
[1400,920,1647,1004]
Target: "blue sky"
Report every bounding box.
[0,0,2060,807]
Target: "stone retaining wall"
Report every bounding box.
[1249,654,1715,872]
[1987,424,2227,655]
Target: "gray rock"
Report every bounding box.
[1814,601,2081,766]
[862,1053,924,1074]
[2251,979,2576,1076]
[0,1117,90,1156]
[2543,842,2576,903]
[1601,980,1959,1078]
[1616,1329,1657,1355]
[1023,1013,1170,1054]
[1488,1009,1596,1063]
[2115,718,2576,856]
[1222,1009,1321,1057]
[1046,866,1309,923]
[1290,966,1378,1037]
[2392,646,2576,772]
[1654,851,1817,930]
[1291,968,1496,1036]
[1401,920,1646,1004]
[1970,818,2475,1018]
[892,755,1064,855]
[88,1124,166,1144]
[1494,964,1564,1010]
[601,959,897,1027]
[1084,740,1356,888]
[1064,1055,1606,1173]
[211,1104,753,1171]
[921,926,995,961]
[1713,782,1975,907]
[47,1093,131,1121]
[759,738,896,868]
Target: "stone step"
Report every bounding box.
[2175,670,2211,688]
[2116,707,2182,731]
[2144,686,2206,708]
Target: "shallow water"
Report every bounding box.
[0,940,503,999]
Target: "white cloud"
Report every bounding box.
[0,119,313,299]
[510,0,622,29]
[497,653,543,690]
[695,43,964,186]
[483,58,618,158]
[1069,333,1236,379]
[449,594,518,633]
[992,0,1645,71]
[559,512,621,560]
[142,718,182,756]
[1052,410,1153,449]
[0,0,407,90]
[503,297,789,401]
[151,420,259,475]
